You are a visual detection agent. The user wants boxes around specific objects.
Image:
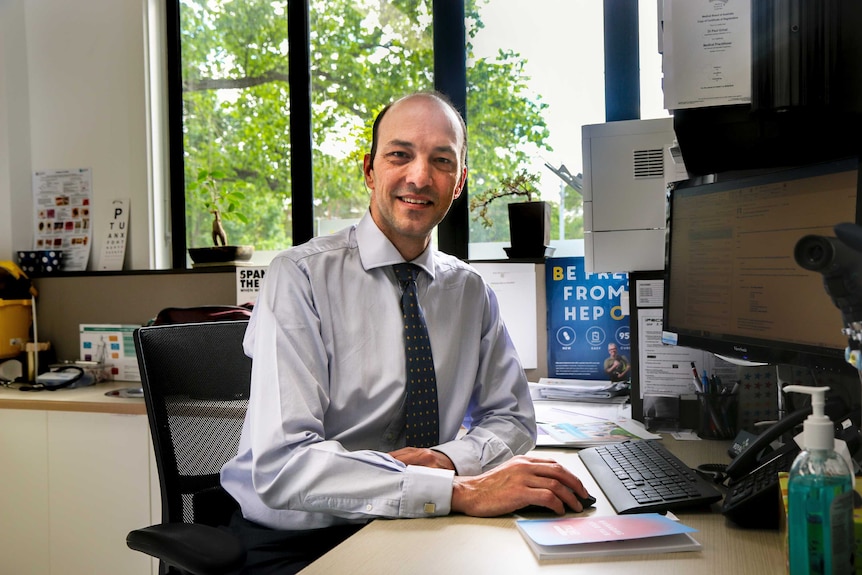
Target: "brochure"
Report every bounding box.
[542,420,649,447]
[515,513,701,560]
[534,404,660,448]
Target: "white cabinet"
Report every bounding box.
[0,409,50,575]
[0,408,155,575]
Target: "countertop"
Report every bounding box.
[0,380,146,415]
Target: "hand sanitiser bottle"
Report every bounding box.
[786,385,854,575]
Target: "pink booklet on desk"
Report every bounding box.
[516,513,701,560]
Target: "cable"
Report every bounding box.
[695,463,729,485]
[30,293,38,380]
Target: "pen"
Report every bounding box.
[702,371,710,394]
[691,362,703,392]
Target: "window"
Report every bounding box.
[467,0,605,259]
[309,1,435,237]
[176,0,292,257]
[168,0,648,267]
[640,0,670,120]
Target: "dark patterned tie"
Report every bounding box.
[392,263,439,448]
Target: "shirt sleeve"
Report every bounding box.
[431,282,537,477]
[243,256,454,521]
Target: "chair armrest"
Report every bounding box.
[127,523,245,575]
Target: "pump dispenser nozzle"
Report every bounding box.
[784,385,834,451]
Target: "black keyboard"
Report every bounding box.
[579,440,723,515]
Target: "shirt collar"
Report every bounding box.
[356,210,436,280]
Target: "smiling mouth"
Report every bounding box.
[399,197,432,206]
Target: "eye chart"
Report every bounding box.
[94,198,130,271]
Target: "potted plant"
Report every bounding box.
[187,168,254,264]
[470,169,552,259]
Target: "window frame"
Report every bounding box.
[164,0,641,268]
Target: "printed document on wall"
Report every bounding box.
[236,266,268,307]
[662,0,751,110]
[637,307,736,398]
[32,168,93,271]
[473,263,537,369]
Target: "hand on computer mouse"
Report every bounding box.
[451,455,592,517]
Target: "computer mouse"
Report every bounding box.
[577,493,597,509]
[516,492,596,515]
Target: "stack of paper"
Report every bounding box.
[531,378,630,403]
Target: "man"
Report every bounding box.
[604,342,631,382]
[220,91,590,573]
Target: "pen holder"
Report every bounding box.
[696,391,738,440]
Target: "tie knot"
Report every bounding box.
[393,263,419,285]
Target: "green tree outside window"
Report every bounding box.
[179,0,572,251]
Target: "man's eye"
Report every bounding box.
[435,157,457,170]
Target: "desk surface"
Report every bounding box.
[300,438,783,575]
[0,380,146,415]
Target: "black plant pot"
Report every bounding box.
[504,201,551,259]
[188,245,254,265]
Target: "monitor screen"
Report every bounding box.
[661,157,861,372]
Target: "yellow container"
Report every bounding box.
[0,299,32,359]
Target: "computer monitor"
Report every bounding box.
[661,157,861,373]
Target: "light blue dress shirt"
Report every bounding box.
[221,211,536,530]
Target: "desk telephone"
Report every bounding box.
[720,401,859,529]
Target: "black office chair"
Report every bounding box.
[127,320,251,575]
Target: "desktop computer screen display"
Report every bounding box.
[661,157,861,372]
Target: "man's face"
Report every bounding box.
[364,95,467,259]
[608,345,618,357]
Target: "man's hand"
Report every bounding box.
[450,455,590,517]
[390,447,456,470]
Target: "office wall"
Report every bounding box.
[0,0,154,269]
[32,270,237,362]
[30,267,550,380]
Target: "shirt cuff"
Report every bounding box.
[432,439,482,476]
[400,465,455,517]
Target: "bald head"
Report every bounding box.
[369,91,467,169]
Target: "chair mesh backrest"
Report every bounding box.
[134,320,251,526]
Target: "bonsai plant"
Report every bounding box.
[470,169,551,258]
[187,168,254,264]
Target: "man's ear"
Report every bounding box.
[453,167,468,200]
[363,153,374,188]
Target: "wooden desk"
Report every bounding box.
[300,438,784,575]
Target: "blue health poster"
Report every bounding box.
[546,257,630,380]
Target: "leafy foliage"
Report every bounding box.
[187,168,249,246]
[179,0,558,249]
[469,169,541,229]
